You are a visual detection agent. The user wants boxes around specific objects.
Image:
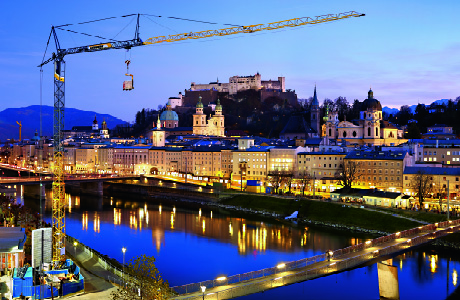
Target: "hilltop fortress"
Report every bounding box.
[190,73,285,95]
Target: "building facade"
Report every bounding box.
[193,97,225,136]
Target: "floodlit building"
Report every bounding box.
[193,97,225,137]
[323,89,404,146]
[345,150,412,193]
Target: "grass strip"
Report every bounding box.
[221,195,421,233]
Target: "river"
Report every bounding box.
[27,191,460,300]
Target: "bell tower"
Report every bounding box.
[193,96,207,135]
[310,86,320,136]
[152,115,165,147]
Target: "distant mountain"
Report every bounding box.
[0,105,128,141]
[382,107,399,116]
[383,99,452,116]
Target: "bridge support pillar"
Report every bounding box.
[22,184,46,199]
[80,181,103,196]
[378,260,399,300]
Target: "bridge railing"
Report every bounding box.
[172,221,460,297]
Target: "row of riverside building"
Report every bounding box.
[6,134,460,208]
[3,86,460,211]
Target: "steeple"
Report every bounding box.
[196,96,203,108]
[368,88,374,99]
[215,99,222,112]
[312,85,319,107]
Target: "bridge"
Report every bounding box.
[0,175,138,185]
[171,219,460,300]
[0,175,139,198]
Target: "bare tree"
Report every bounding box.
[268,169,293,194]
[410,170,433,207]
[297,172,312,196]
[335,160,362,189]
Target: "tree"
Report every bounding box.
[405,122,421,139]
[395,105,413,126]
[410,170,433,207]
[297,172,312,196]
[334,160,362,189]
[111,255,171,300]
[334,96,349,120]
[268,169,293,194]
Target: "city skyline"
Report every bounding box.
[2,0,460,122]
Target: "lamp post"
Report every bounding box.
[200,286,206,300]
[122,247,126,281]
[73,241,77,257]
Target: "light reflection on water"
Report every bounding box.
[37,192,460,299]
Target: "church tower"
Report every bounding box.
[325,106,339,139]
[193,96,207,135]
[92,115,99,131]
[100,119,109,138]
[214,99,225,137]
[151,115,165,147]
[310,86,320,136]
[361,88,382,140]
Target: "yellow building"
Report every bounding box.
[345,150,411,193]
[193,97,225,136]
[323,89,405,146]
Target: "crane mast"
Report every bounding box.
[16,121,22,142]
[40,11,364,263]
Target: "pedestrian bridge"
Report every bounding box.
[171,219,460,300]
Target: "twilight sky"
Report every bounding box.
[1,0,460,122]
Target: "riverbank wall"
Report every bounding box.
[103,180,220,201]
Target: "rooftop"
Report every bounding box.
[345,150,408,160]
[0,227,26,253]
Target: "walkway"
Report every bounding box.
[171,219,460,300]
[63,240,122,300]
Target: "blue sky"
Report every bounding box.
[1,0,460,122]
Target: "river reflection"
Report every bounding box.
[39,192,372,285]
[36,192,460,299]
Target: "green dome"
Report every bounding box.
[160,110,179,121]
[215,99,222,111]
[196,96,203,108]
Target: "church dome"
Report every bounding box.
[196,96,203,108]
[361,89,382,111]
[215,99,222,111]
[160,110,179,121]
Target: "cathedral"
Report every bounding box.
[323,89,404,146]
[159,100,179,128]
[193,97,225,136]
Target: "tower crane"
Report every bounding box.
[39,11,364,263]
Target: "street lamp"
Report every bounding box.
[200,286,206,300]
[73,241,77,257]
[122,247,126,280]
